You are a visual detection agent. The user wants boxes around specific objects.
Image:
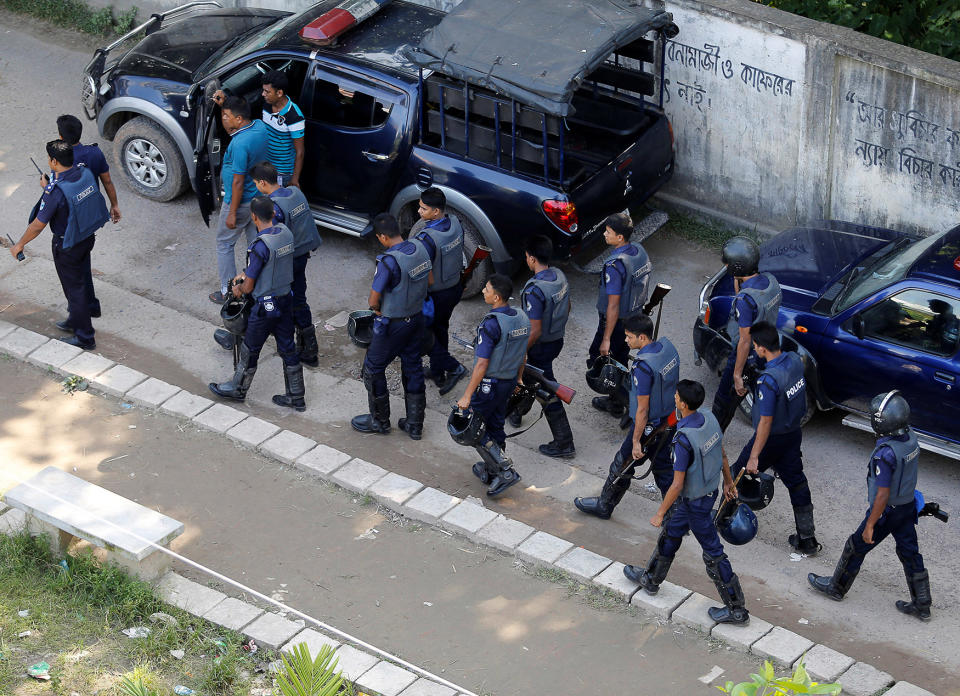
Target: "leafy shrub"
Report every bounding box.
[0,0,139,37]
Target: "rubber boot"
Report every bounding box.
[351,368,391,434]
[214,329,237,350]
[808,537,859,601]
[476,439,521,497]
[438,363,467,396]
[789,504,822,555]
[704,552,750,624]
[297,324,320,367]
[624,539,674,595]
[574,452,631,519]
[272,362,306,412]
[896,569,932,621]
[539,407,576,458]
[591,395,625,417]
[209,343,256,401]
[398,391,426,440]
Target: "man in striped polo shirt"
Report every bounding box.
[261,71,305,188]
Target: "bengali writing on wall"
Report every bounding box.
[847,90,960,191]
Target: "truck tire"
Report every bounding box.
[113,116,188,202]
[452,206,493,299]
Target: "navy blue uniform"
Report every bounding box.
[524,268,563,415]
[471,307,521,447]
[588,244,638,368]
[270,187,312,331]
[242,228,298,368]
[416,217,464,378]
[73,143,109,178]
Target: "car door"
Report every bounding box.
[194,81,222,226]
[300,62,407,213]
[817,285,960,441]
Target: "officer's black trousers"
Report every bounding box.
[527,339,564,415]
[733,429,811,508]
[243,295,298,368]
[662,491,734,583]
[52,234,97,342]
[470,377,516,448]
[363,314,425,397]
[616,421,675,499]
[291,253,313,330]
[426,284,463,377]
[846,503,925,576]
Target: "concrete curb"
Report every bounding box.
[1,328,931,696]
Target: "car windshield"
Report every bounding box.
[835,233,945,312]
[193,11,301,79]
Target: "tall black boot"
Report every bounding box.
[895,555,931,621]
[474,439,521,497]
[789,503,822,555]
[704,553,750,624]
[272,362,306,412]
[398,391,426,440]
[808,536,859,601]
[351,368,390,434]
[623,533,674,594]
[297,325,320,367]
[539,407,576,458]
[209,343,256,401]
[574,452,631,519]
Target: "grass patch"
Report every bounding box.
[660,210,762,251]
[0,0,138,37]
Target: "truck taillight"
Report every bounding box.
[542,199,578,234]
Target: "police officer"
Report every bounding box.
[412,187,467,395]
[56,114,121,224]
[732,321,821,554]
[457,274,530,497]
[512,235,574,457]
[711,237,782,431]
[10,140,110,349]
[589,212,652,419]
[352,214,431,439]
[575,314,679,519]
[209,196,305,410]
[623,380,748,625]
[808,391,931,621]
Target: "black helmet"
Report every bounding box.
[506,389,536,421]
[716,502,759,546]
[737,472,775,511]
[585,355,624,396]
[448,407,486,446]
[870,390,910,437]
[722,236,761,277]
[220,295,252,335]
[348,310,376,348]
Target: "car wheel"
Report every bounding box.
[112,116,188,202]
[452,207,493,299]
[738,388,816,428]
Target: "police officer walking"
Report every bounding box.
[9,140,110,349]
[623,380,748,625]
[210,196,306,410]
[457,274,530,497]
[513,235,575,458]
[412,187,467,395]
[56,114,121,224]
[711,237,781,431]
[352,214,431,439]
[575,314,679,518]
[589,212,652,419]
[808,391,931,621]
[732,321,821,554]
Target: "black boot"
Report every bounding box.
[591,395,625,417]
[209,343,256,401]
[574,452,630,519]
[214,329,237,350]
[398,391,427,440]
[789,504,822,555]
[624,541,674,595]
[351,368,391,434]
[475,439,521,497]
[297,325,320,367]
[539,407,576,458]
[808,537,859,601]
[896,569,932,621]
[704,553,750,624]
[272,362,306,412]
[438,363,467,396]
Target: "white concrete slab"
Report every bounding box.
[202,597,264,631]
[243,612,303,650]
[0,319,16,339]
[836,662,894,696]
[125,377,181,408]
[26,338,82,369]
[630,580,692,620]
[58,351,114,379]
[796,643,855,682]
[439,502,498,539]
[157,572,227,616]
[330,458,389,494]
[884,683,936,696]
[356,661,418,696]
[332,644,378,680]
[92,364,148,398]
[0,327,48,358]
[475,515,535,552]
[0,508,27,535]
[593,562,640,601]
[281,628,341,658]
[751,626,815,667]
[368,472,424,512]
[398,678,457,696]
[160,390,214,419]
[516,531,574,566]
[553,547,613,582]
[402,488,461,524]
[194,403,247,433]
[226,416,281,448]
[259,430,317,465]
[711,616,774,651]
[671,592,719,632]
[295,443,352,477]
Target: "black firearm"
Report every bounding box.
[919,502,949,523]
[610,409,679,486]
[643,282,671,340]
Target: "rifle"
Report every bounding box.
[643,283,671,340]
[610,409,678,485]
[918,502,949,523]
[520,363,576,405]
[460,246,492,288]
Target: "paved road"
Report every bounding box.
[0,12,957,694]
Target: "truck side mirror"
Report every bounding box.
[852,313,865,340]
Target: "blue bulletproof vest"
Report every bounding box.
[54,168,109,249]
[677,412,724,500]
[419,216,464,291]
[477,309,530,380]
[595,244,651,318]
[250,225,295,299]
[753,352,806,434]
[379,240,432,318]
[726,273,782,349]
[522,268,570,344]
[868,432,919,507]
[271,187,320,257]
[629,338,680,422]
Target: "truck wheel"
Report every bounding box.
[452,207,493,299]
[113,116,188,201]
[738,389,816,428]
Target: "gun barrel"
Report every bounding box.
[643,283,672,315]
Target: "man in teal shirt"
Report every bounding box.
[211,96,269,303]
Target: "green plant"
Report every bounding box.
[0,0,140,37]
[117,673,156,696]
[275,643,344,696]
[718,660,841,696]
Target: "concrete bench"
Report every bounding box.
[2,466,184,581]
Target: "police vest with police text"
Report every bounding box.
[250,224,295,300]
[271,187,320,257]
[419,216,464,291]
[676,411,724,500]
[595,244,651,318]
[868,431,919,507]
[477,309,530,380]
[53,168,109,249]
[379,240,432,318]
[629,338,680,422]
[522,268,570,344]
[726,272,782,349]
[754,351,806,434]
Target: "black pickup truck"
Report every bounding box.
[82,0,678,293]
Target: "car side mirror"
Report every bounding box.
[852,313,865,340]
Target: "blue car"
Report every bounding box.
[693,221,960,460]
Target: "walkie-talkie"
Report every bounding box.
[7,234,25,262]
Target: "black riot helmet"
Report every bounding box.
[737,472,776,511]
[220,295,252,335]
[348,310,376,348]
[722,236,761,277]
[448,407,486,446]
[585,355,624,396]
[870,390,911,437]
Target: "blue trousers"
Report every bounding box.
[243,294,298,368]
[527,339,564,415]
[661,491,734,583]
[616,421,675,498]
[712,350,764,429]
[426,284,464,376]
[471,377,516,448]
[733,429,812,508]
[846,503,925,576]
[291,252,313,330]
[52,234,97,342]
[363,314,425,397]
[589,312,629,405]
